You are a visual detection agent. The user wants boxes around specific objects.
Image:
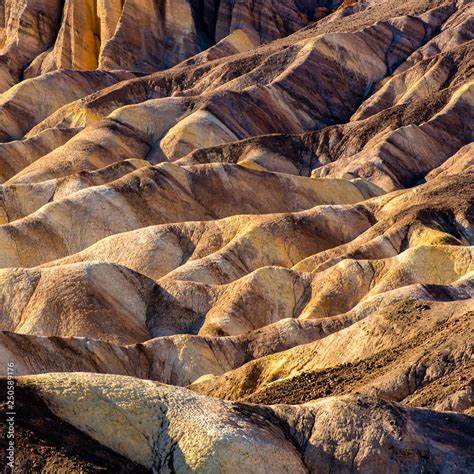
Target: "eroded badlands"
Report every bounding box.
[0,0,473,471]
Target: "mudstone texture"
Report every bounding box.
[0,0,473,472]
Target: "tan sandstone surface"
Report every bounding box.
[0,0,472,471]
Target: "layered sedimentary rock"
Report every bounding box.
[192,297,473,407]
[0,0,64,92]
[1,0,339,89]
[0,0,473,471]
[0,165,379,268]
[2,374,473,472]
[0,69,135,142]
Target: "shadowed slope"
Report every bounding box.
[0,0,472,471]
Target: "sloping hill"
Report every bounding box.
[0,0,472,471]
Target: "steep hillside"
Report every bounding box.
[0,0,473,472]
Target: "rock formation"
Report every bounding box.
[0,0,472,471]
[3,373,473,472]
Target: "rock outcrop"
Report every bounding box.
[0,0,472,471]
[1,373,472,472]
